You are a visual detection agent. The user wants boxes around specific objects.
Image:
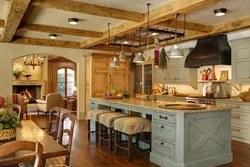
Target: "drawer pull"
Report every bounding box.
[161,142,164,145]
[159,115,168,120]
[91,102,95,105]
[232,127,240,132]
[231,115,240,119]
[161,125,164,129]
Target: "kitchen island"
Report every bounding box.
[89,97,236,167]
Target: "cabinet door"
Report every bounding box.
[233,46,250,82]
[92,58,110,96]
[135,65,142,94]
[111,61,129,93]
[156,68,168,83]
[177,56,187,81]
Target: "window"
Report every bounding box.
[57,68,75,96]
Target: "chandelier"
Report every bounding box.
[23,54,44,69]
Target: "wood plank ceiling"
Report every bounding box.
[0,0,250,51]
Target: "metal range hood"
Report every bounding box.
[185,34,231,68]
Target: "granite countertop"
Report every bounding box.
[90,97,237,114]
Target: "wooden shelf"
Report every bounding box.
[198,80,231,83]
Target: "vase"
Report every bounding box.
[0,129,16,140]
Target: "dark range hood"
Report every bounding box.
[185,34,231,68]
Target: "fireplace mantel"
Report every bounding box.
[13,80,46,99]
[13,80,45,86]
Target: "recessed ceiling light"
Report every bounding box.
[123,41,129,44]
[68,18,79,25]
[214,8,227,16]
[49,34,57,39]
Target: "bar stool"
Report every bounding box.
[113,117,151,161]
[87,109,113,143]
[99,112,129,151]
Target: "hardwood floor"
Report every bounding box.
[26,115,250,167]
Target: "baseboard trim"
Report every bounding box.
[150,152,232,167]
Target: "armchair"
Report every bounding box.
[36,93,62,115]
[12,94,29,116]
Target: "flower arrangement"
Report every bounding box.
[0,109,21,132]
[13,69,23,79]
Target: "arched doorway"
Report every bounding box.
[12,53,78,117]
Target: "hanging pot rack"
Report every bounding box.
[106,3,186,48]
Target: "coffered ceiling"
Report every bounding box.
[0,0,250,51]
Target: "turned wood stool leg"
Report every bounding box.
[109,128,113,151]
[95,122,99,143]
[88,120,90,139]
[128,135,132,161]
[99,123,102,145]
[114,130,118,154]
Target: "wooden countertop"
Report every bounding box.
[90,97,237,113]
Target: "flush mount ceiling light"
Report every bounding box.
[169,13,184,58]
[214,8,227,16]
[68,18,79,25]
[123,41,129,44]
[49,34,57,39]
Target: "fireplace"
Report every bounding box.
[12,80,45,100]
[13,85,41,99]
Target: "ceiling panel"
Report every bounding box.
[73,0,173,13]
[0,0,9,20]
[15,30,86,42]
[187,0,250,25]
[22,6,126,32]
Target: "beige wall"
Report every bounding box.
[0,43,86,120]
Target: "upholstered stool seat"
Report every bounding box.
[114,117,151,161]
[99,112,128,151]
[114,117,151,135]
[87,109,112,143]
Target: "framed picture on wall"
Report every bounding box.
[220,70,228,80]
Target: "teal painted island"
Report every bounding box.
[89,97,236,167]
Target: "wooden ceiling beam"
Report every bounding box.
[146,16,250,49]
[156,19,212,32]
[18,23,103,38]
[1,0,31,42]
[30,0,145,22]
[0,20,4,28]
[89,44,133,53]
[80,0,221,49]
[11,36,80,48]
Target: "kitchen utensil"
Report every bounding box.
[206,68,211,74]
[206,86,216,98]
[119,43,126,62]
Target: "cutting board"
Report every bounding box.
[244,88,250,102]
[158,103,207,110]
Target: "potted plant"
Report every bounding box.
[0,109,21,140]
[13,69,23,79]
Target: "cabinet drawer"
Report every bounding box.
[153,122,175,141]
[153,138,175,159]
[231,125,250,139]
[231,110,250,126]
[89,101,97,110]
[153,112,175,124]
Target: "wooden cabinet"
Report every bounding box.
[216,100,250,144]
[231,38,250,84]
[135,63,152,94]
[156,49,197,89]
[85,54,129,113]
